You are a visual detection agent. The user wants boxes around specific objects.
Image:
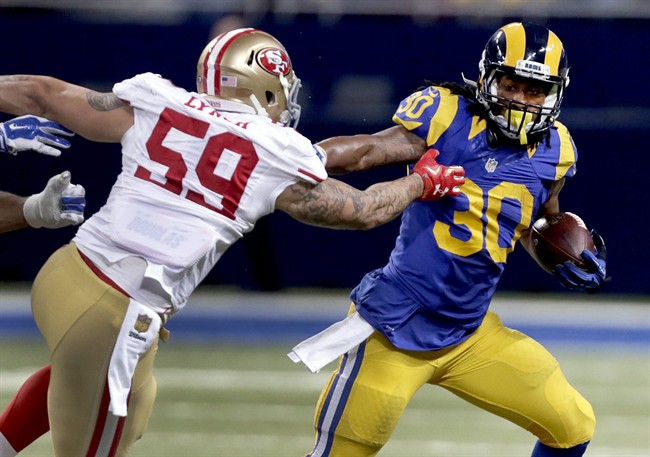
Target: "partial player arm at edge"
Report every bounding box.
[0,171,86,233]
[318,125,426,175]
[0,75,132,143]
[275,174,423,230]
[0,191,29,233]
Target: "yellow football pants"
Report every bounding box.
[31,243,158,457]
[309,310,595,456]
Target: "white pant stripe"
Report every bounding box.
[94,412,119,457]
[312,345,361,456]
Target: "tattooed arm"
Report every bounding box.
[319,125,427,175]
[275,174,423,230]
[0,75,132,142]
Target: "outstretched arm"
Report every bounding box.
[0,191,29,232]
[275,174,423,230]
[275,148,461,230]
[0,75,132,142]
[319,125,426,174]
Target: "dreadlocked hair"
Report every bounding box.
[416,80,551,147]
[417,80,487,119]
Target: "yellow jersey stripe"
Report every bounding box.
[393,116,423,131]
[468,115,487,140]
[426,90,458,145]
[555,122,576,180]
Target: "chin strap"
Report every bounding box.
[248,94,269,118]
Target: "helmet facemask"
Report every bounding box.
[479,65,566,144]
[276,72,302,128]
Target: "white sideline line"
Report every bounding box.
[142,431,315,448]
[3,365,649,394]
[0,368,331,393]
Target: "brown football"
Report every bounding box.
[530,212,595,274]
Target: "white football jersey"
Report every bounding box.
[73,72,327,316]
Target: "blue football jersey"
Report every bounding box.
[352,86,578,351]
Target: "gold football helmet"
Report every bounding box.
[196,28,302,128]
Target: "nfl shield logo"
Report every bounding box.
[134,314,152,333]
[485,157,498,173]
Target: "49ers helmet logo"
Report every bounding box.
[256,47,291,76]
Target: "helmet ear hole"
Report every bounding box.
[265,90,275,104]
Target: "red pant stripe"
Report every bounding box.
[86,379,127,457]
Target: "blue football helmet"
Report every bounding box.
[465,22,570,142]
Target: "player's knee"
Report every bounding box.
[323,434,382,457]
[562,386,596,446]
[535,364,596,447]
[562,397,596,447]
[535,393,596,448]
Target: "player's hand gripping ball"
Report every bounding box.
[530,212,608,291]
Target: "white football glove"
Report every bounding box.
[23,171,86,229]
[0,115,74,157]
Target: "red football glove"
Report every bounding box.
[413,148,465,200]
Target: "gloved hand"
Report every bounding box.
[0,115,74,156]
[412,148,465,200]
[23,171,86,229]
[555,230,608,292]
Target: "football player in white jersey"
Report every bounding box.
[0,115,85,233]
[0,29,464,457]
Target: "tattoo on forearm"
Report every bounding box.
[86,91,124,111]
[289,177,419,230]
[353,179,416,227]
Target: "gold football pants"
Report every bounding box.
[31,243,158,457]
[309,310,595,456]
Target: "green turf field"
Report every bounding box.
[1,340,648,457]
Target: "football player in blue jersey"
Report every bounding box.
[0,115,85,233]
[292,22,607,457]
